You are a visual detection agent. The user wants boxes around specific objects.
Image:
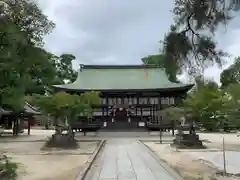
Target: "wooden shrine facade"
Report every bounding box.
[81,90,185,129]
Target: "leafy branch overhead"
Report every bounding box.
[161,0,238,78]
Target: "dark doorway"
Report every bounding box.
[115,108,128,122]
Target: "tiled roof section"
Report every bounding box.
[53,65,193,91]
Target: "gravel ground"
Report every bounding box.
[144,142,240,180]
[0,136,100,180]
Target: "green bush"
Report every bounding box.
[0,155,18,180]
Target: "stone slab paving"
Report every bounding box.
[84,139,181,180]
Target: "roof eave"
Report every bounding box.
[52,84,194,93]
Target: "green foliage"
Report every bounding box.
[159,0,239,78]
[32,91,101,126]
[162,107,185,121]
[0,0,78,111]
[161,25,226,78]
[223,84,240,127]
[55,54,78,83]
[0,0,55,109]
[25,50,58,95]
[141,54,179,82]
[0,155,18,180]
[220,57,240,88]
[183,79,228,131]
[226,83,240,100]
[142,54,165,66]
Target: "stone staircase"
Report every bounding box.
[97,130,150,137]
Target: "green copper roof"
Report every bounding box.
[53,65,193,91]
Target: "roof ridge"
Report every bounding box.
[79,64,163,69]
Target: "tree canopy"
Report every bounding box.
[55,54,78,84]
[141,54,180,82]
[32,91,101,127]
[0,0,55,110]
[143,0,239,81]
[0,1,78,110]
[220,57,240,88]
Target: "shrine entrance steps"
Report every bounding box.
[103,121,142,131]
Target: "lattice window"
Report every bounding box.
[161,97,165,104]
[142,107,150,115]
[143,97,148,104]
[150,98,153,104]
[153,97,159,104]
[117,98,121,104]
[108,98,112,105]
[169,97,175,105]
[101,98,106,105]
[133,97,137,104]
[112,98,117,105]
[165,97,169,105]
[136,108,141,115]
[124,97,128,104]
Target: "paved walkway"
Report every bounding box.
[84,139,181,180]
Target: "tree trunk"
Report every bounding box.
[67,126,75,139]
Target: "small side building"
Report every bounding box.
[0,103,40,135]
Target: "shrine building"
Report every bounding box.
[52,65,193,130]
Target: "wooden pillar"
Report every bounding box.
[16,118,20,136]
[112,107,115,122]
[127,109,131,123]
[171,120,175,136]
[12,119,16,136]
[152,105,155,122]
[149,106,152,121]
[12,117,19,136]
[28,118,31,135]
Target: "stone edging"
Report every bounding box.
[75,140,106,180]
[140,140,184,180]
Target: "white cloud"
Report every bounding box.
[37,0,240,83]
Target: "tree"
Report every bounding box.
[0,0,55,109]
[220,57,240,88]
[223,83,240,128]
[162,107,185,122]
[32,91,100,148]
[55,54,78,83]
[184,80,227,131]
[142,54,165,66]
[159,0,239,79]
[25,50,59,95]
[1,0,55,45]
[142,54,179,82]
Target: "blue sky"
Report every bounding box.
[37,0,240,83]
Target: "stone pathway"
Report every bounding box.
[83,139,181,180]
